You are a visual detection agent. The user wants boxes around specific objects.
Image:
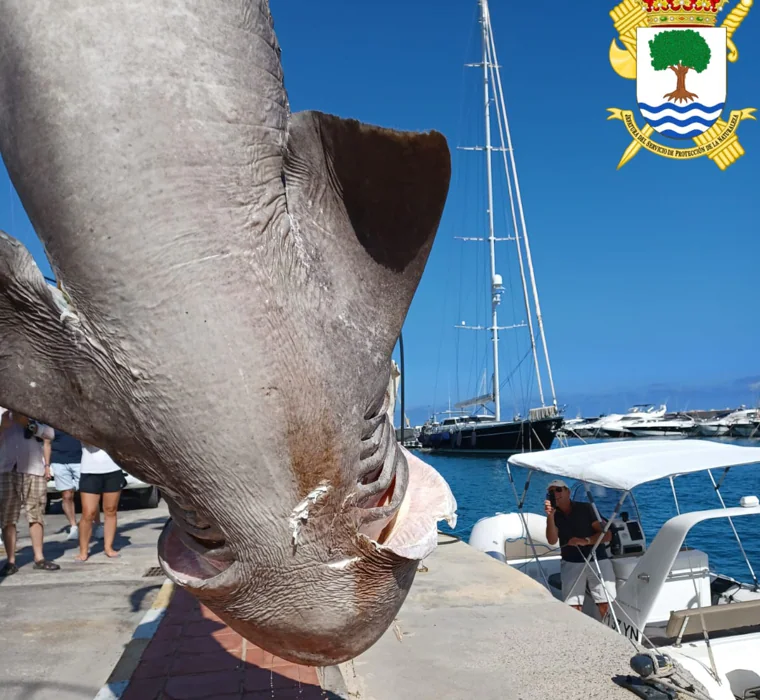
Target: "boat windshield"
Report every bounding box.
[571,483,643,525]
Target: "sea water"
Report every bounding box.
[427,437,760,585]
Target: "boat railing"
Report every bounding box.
[528,405,559,421]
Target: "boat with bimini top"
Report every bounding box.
[469,439,760,700]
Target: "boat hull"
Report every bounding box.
[626,426,697,438]
[563,425,600,438]
[696,424,729,437]
[419,416,562,455]
[599,428,634,438]
[730,423,760,438]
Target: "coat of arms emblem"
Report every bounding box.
[607,0,755,169]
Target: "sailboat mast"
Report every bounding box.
[484,11,558,408]
[480,0,501,422]
[481,6,545,408]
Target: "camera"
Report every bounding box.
[547,490,556,508]
[23,420,41,442]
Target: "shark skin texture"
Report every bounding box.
[0,0,456,666]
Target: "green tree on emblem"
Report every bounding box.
[648,29,711,104]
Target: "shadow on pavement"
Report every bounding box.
[1,513,167,579]
[50,513,167,536]
[87,532,134,557]
[129,583,163,613]
[115,517,168,535]
[0,679,98,700]
[7,533,134,569]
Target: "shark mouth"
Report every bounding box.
[352,396,457,560]
[158,520,235,586]
[359,446,458,561]
[158,446,457,587]
[158,496,236,586]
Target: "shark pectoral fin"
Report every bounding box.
[284,110,451,351]
[0,231,119,443]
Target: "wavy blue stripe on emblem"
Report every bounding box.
[638,101,725,115]
[646,114,719,128]
[658,127,708,139]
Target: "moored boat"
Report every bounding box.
[624,413,699,438]
[421,0,562,456]
[469,440,760,700]
[696,408,758,437]
[596,404,667,438]
[419,409,562,455]
[730,416,760,439]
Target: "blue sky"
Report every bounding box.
[1,0,758,423]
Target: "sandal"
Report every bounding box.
[33,559,60,572]
[0,562,19,577]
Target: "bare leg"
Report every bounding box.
[102,490,121,557]
[76,492,100,561]
[1,524,17,565]
[61,489,76,528]
[29,522,45,562]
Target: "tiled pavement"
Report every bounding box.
[122,587,336,700]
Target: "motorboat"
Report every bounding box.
[561,415,603,438]
[697,409,758,438]
[595,404,668,438]
[469,440,760,700]
[624,412,699,438]
[730,417,760,439]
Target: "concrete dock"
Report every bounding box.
[324,533,642,700]
[3,509,656,699]
[0,500,169,700]
[112,533,643,700]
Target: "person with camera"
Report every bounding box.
[544,479,616,618]
[0,408,60,575]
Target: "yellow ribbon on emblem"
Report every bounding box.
[607,108,757,170]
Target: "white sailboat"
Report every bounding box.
[419,0,562,456]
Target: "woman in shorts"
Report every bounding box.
[75,445,126,561]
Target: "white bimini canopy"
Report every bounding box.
[507,439,760,492]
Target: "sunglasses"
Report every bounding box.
[548,487,566,494]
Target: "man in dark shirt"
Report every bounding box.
[544,479,617,617]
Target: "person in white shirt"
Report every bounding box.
[0,408,60,575]
[75,445,126,561]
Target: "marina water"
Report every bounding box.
[428,438,760,585]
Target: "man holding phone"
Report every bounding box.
[544,479,616,618]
